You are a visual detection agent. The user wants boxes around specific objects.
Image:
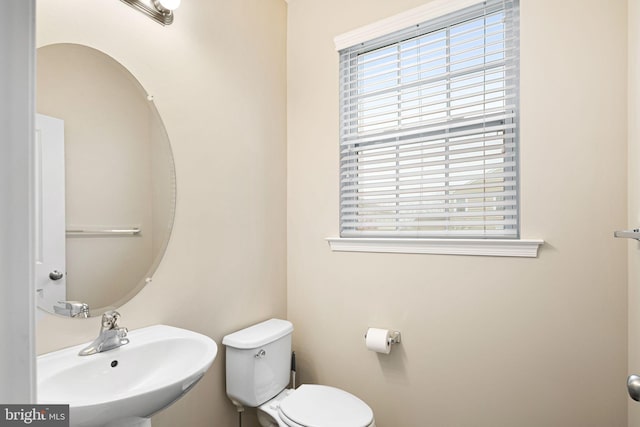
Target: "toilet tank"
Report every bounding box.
[222,318,294,407]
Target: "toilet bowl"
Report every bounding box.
[257,385,375,427]
[222,319,375,427]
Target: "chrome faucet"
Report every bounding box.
[54,301,90,318]
[78,310,129,356]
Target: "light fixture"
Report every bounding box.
[119,0,181,26]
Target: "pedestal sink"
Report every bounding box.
[37,325,218,427]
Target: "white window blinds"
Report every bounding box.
[339,0,519,239]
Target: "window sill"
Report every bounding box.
[326,237,544,258]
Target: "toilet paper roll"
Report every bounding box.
[365,328,391,354]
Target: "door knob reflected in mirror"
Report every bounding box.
[49,270,64,281]
[628,375,640,401]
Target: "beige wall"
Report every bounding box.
[35,1,287,426]
[287,1,628,426]
[629,0,640,425]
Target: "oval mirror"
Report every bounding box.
[35,43,176,317]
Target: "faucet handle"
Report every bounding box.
[73,303,90,318]
[101,310,121,330]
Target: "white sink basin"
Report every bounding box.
[38,325,218,427]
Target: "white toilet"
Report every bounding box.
[222,319,376,427]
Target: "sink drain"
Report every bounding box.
[111,360,118,368]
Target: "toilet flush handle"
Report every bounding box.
[255,349,266,359]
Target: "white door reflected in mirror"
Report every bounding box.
[35,114,67,314]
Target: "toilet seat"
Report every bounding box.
[277,384,374,427]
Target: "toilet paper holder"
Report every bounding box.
[364,329,401,345]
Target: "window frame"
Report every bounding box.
[329,0,543,257]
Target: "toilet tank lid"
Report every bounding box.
[222,318,293,349]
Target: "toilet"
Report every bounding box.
[222,319,376,427]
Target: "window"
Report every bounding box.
[338,0,520,239]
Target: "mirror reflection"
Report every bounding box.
[36,43,176,317]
